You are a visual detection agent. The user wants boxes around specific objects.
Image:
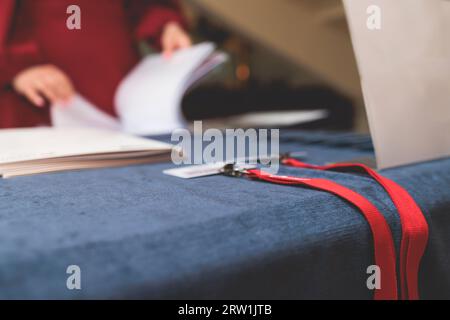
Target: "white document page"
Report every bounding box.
[344,0,450,169]
[115,42,227,136]
[51,94,121,131]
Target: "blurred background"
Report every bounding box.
[167,0,368,133]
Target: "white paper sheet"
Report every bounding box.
[344,0,450,169]
[115,42,227,135]
[224,110,329,128]
[51,94,121,131]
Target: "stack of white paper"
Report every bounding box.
[0,127,174,178]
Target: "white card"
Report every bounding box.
[163,162,257,179]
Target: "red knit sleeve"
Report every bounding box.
[0,0,44,90]
[0,41,44,90]
[127,0,188,51]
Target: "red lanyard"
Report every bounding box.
[236,168,398,300]
[281,158,429,300]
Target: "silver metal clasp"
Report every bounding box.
[221,163,255,177]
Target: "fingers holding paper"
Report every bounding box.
[12,65,75,107]
[161,22,192,58]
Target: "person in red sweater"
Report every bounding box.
[0,0,191,128]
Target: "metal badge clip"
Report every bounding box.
[221,163,255,177]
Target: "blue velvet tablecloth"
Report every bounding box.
[0,130,449,299]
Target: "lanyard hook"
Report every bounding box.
[221,163,253,177]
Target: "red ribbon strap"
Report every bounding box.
[246,169,398,300]
[282,158,429,300]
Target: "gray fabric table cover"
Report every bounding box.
[0,130,449,299]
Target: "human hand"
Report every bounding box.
[161,21,192,58]
[12,64,75,107]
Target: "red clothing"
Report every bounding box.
[0,0,185,128]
